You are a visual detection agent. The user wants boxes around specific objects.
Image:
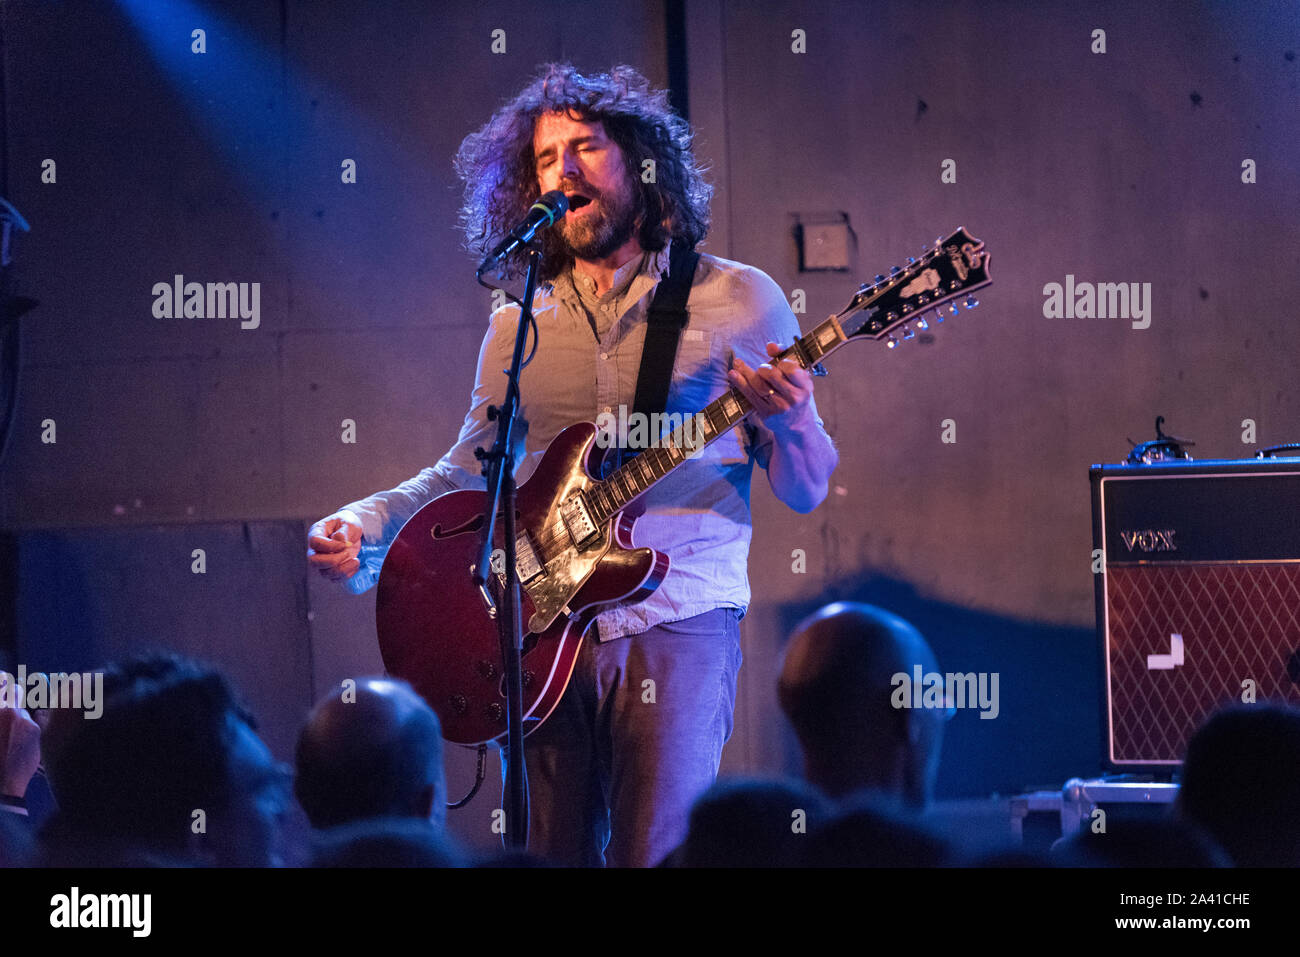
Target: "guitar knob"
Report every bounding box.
[964,296,979,309]
[449,695,468,715]
[486,702,504,722]
[477,659,496,679]
[886,335,900,349]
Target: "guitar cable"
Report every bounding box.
[447,743,489,810]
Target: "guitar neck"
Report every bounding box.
[584,314,853,524]
[584,225,991,523]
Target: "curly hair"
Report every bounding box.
[455,62,713,282]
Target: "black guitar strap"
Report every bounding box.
[623,243,700,468]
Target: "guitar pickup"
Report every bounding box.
[493,533,544,585]
[559,491,599,548]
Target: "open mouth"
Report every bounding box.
[567,193,593,212]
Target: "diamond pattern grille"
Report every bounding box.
[1107,563,1300,762]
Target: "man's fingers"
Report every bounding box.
[309,517,340,537]
[754,363,798,403]
[308,535,347,553]
[321,557,360,582]
[308,550,353,569]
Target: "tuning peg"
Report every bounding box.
[874,274,886,283]
[902,325,916,340]
[889,265,901,276]
[886,335,899,349]
[934,237,943,248]
[946,302,960,317]
[906,257,916,266]
[964,295,979,309]
[915,315,929,331]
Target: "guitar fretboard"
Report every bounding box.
[585,312,852,523]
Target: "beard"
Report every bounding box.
[556,181,639,261]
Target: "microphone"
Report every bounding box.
[477,191,569,273]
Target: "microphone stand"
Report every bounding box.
[472,245,541,851]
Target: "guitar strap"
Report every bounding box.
[617,243,700,471]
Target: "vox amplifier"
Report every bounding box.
[1091,458,1300,767]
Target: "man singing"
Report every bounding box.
[308,63,838,867]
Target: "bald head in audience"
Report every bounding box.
[778,602,944,809]
[295,678,446,831]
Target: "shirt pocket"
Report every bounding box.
[667,327,718,416]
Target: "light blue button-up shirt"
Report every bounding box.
[341,242,823,640]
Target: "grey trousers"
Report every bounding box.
[503,607,743,867]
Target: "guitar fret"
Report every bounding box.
[592,484,610,518]
[694,412,714,443]
[803,332,825,362]
[649,447,668,479]
[706,403,727,434]
[719,389,746,424]
[596,388,760,512]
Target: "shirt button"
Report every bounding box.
[603,406,612,414]
[600,353,609,360]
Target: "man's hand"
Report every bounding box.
[727,341,818,435]
[728,341,837,513]
[307,511,364,582]
[0,673,41,800]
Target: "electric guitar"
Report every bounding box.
[376,227,992,745]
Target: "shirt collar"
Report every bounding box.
[548,241,673,304]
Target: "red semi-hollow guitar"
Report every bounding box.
[376,228,991,745]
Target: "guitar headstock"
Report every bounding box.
[837,227,991,348]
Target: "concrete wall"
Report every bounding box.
[690,0,1300,797]
[4,0,1298,850]
[2,0,667,852]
